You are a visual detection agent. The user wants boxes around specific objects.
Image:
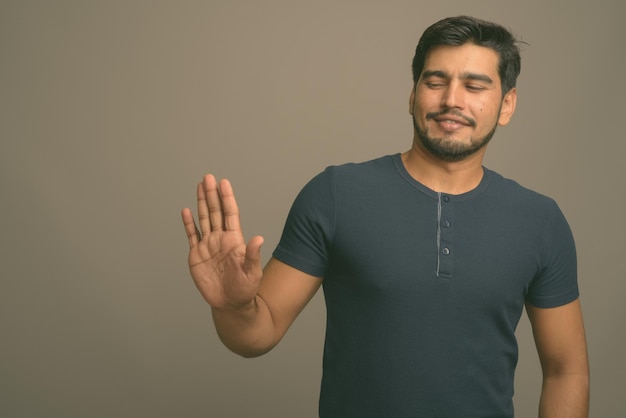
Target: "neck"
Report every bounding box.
[401,142,487,195]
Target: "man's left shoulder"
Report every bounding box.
[485,168,560,210]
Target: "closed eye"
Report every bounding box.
[466,84,486,92]
[425,81,446,89]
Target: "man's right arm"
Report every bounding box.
[212,257,322,357]
[181,175,321,357]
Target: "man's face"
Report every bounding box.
[410,43,517,162]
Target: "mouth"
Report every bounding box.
[434,118,470,132]
[426,111,476,130]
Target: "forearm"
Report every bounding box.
[538,373,590,418]
[211,295,278,358]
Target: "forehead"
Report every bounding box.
[421,43,500,81]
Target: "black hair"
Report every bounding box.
[412,16,522,95]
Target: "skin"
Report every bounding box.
[527,300,589,418]
[182,42,589,416]
[181,176,321,357]
[405,43,516,194]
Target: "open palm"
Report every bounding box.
[182,175,264,310]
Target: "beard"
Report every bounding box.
[412,110,498,162]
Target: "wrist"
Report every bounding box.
[212,297,257,318]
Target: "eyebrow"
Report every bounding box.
[421,70,494,84]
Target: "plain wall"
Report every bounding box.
[1,1,624,416]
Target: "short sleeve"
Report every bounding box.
[272,167,336,278]
[526,201,579,308]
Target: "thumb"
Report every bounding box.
[243,235,264,272]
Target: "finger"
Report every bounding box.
[243,235,264,273]
[181,208,200,248]
[218,178,242,232]
[203,174,225,232]
[197,180,211,236]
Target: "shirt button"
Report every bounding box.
[442,220,451,228]
[442,247,450,255]
[442,195,450,203]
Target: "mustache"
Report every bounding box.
[425,110,476,127]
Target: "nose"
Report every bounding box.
[441,82,465,109]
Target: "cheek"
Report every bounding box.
[415,87,438,109]
[475,100,500,122]
[415,96,438,115]
[476,100,487,113]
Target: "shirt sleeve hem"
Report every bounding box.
[272,247,326,278]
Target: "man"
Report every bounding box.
[182,16,589,417]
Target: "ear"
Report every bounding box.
[409,85,416,115]
[498,87,517,126]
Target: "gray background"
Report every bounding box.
[1,1,624,416]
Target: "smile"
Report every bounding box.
[426,110,476,128]
[433,118,471,132]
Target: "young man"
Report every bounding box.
[182,16,589,418]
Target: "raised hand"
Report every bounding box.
[181,174,264,311]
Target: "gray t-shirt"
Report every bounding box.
[273,154,578,418]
